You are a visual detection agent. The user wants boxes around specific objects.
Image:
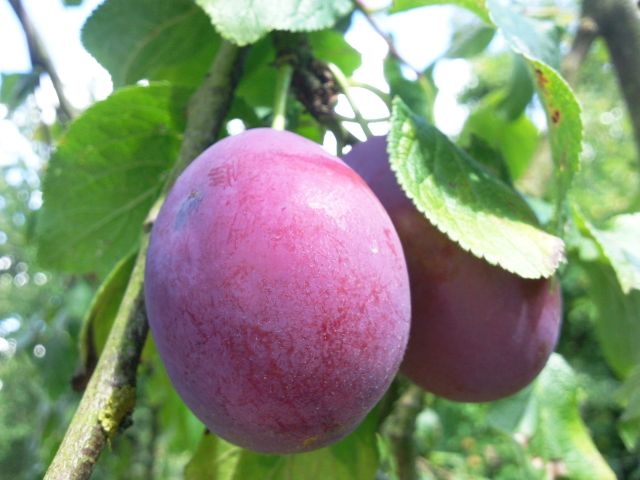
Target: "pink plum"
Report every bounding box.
[343,136,562,402]
[145,129,411,453]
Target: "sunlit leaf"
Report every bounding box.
[82,0,220,88]
[488,0,582,224]
[390,0,491,25]
[389,97,564,279]
[195,0,353,46]
[37,84,189,276]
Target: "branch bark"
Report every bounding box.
[8,0,77,122]
[382,385,424,480]
[44,40,244,480]
[583,0,640,161]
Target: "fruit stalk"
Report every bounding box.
[45,40,244,480]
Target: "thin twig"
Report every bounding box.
[335,113,390,123]
[328,62,373,138]
[354,0,422,78]
[8,0,77,122]
[348,80,392,106]
[44,41,244,480]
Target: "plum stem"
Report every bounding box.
[348,80,392,107]
[272,63,294,131]
[44,40,245,480]
[327,62,373,138]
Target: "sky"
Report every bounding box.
[0,0,473,164]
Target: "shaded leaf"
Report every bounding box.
[184,407,379,480]
[309,29,361,77]
[586,213,640,294]
[389,97,564,279]
[37,84,189,276]
[617,365,640,450]
[76,252,136,386]
[460,94,539,180]
[184,432,241,480]
[0,71,41,111]
[446,22,495,59]
[489,354,616,480]
[195,0,353,46]
[498,54,534,121]
[487,0,560,68]
[384,57,436,122]
[583,262,640,379]
[82,0,220,88]
[235,38,277,109]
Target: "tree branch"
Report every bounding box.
[382,385,424,480]
[8,0,77,122]
[44,40,244,480]
[354,1,422,78]
[583,0,640,162]
[560,16,598,86]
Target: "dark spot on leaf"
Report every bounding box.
[174,190,203,230]
[534,68,549,90]
[551,109,561,124]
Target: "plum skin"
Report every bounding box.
[144,128,411,453]
[343,136,562,403]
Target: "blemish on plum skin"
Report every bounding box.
[302,435,319,447]
[174,190,202,229]
[551,109,561,124]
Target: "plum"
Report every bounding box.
[144,128,411,453]
[343,136,562,402]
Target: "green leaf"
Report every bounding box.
[487,1,582,219]
[236,408,379,480]
[309,29,361,77]
[384,57,436,122]
[389,97,564,279]
[498,54,534,121]
[487,0,560,68]
[195,0,353,46]
[184,432,241,480]
[184,408,379,480]
[583,262,640,379]
[445,22,495,59]
[37,84,189,276]
[585,213,640,294]
[77,252,136,379]
[82,0,220,88]
[235,38,277,109]
[489,354,616,480]
[460,95,539,181]
[617,366,640,450]
[390,0,491,25]
[0,71,41,111]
